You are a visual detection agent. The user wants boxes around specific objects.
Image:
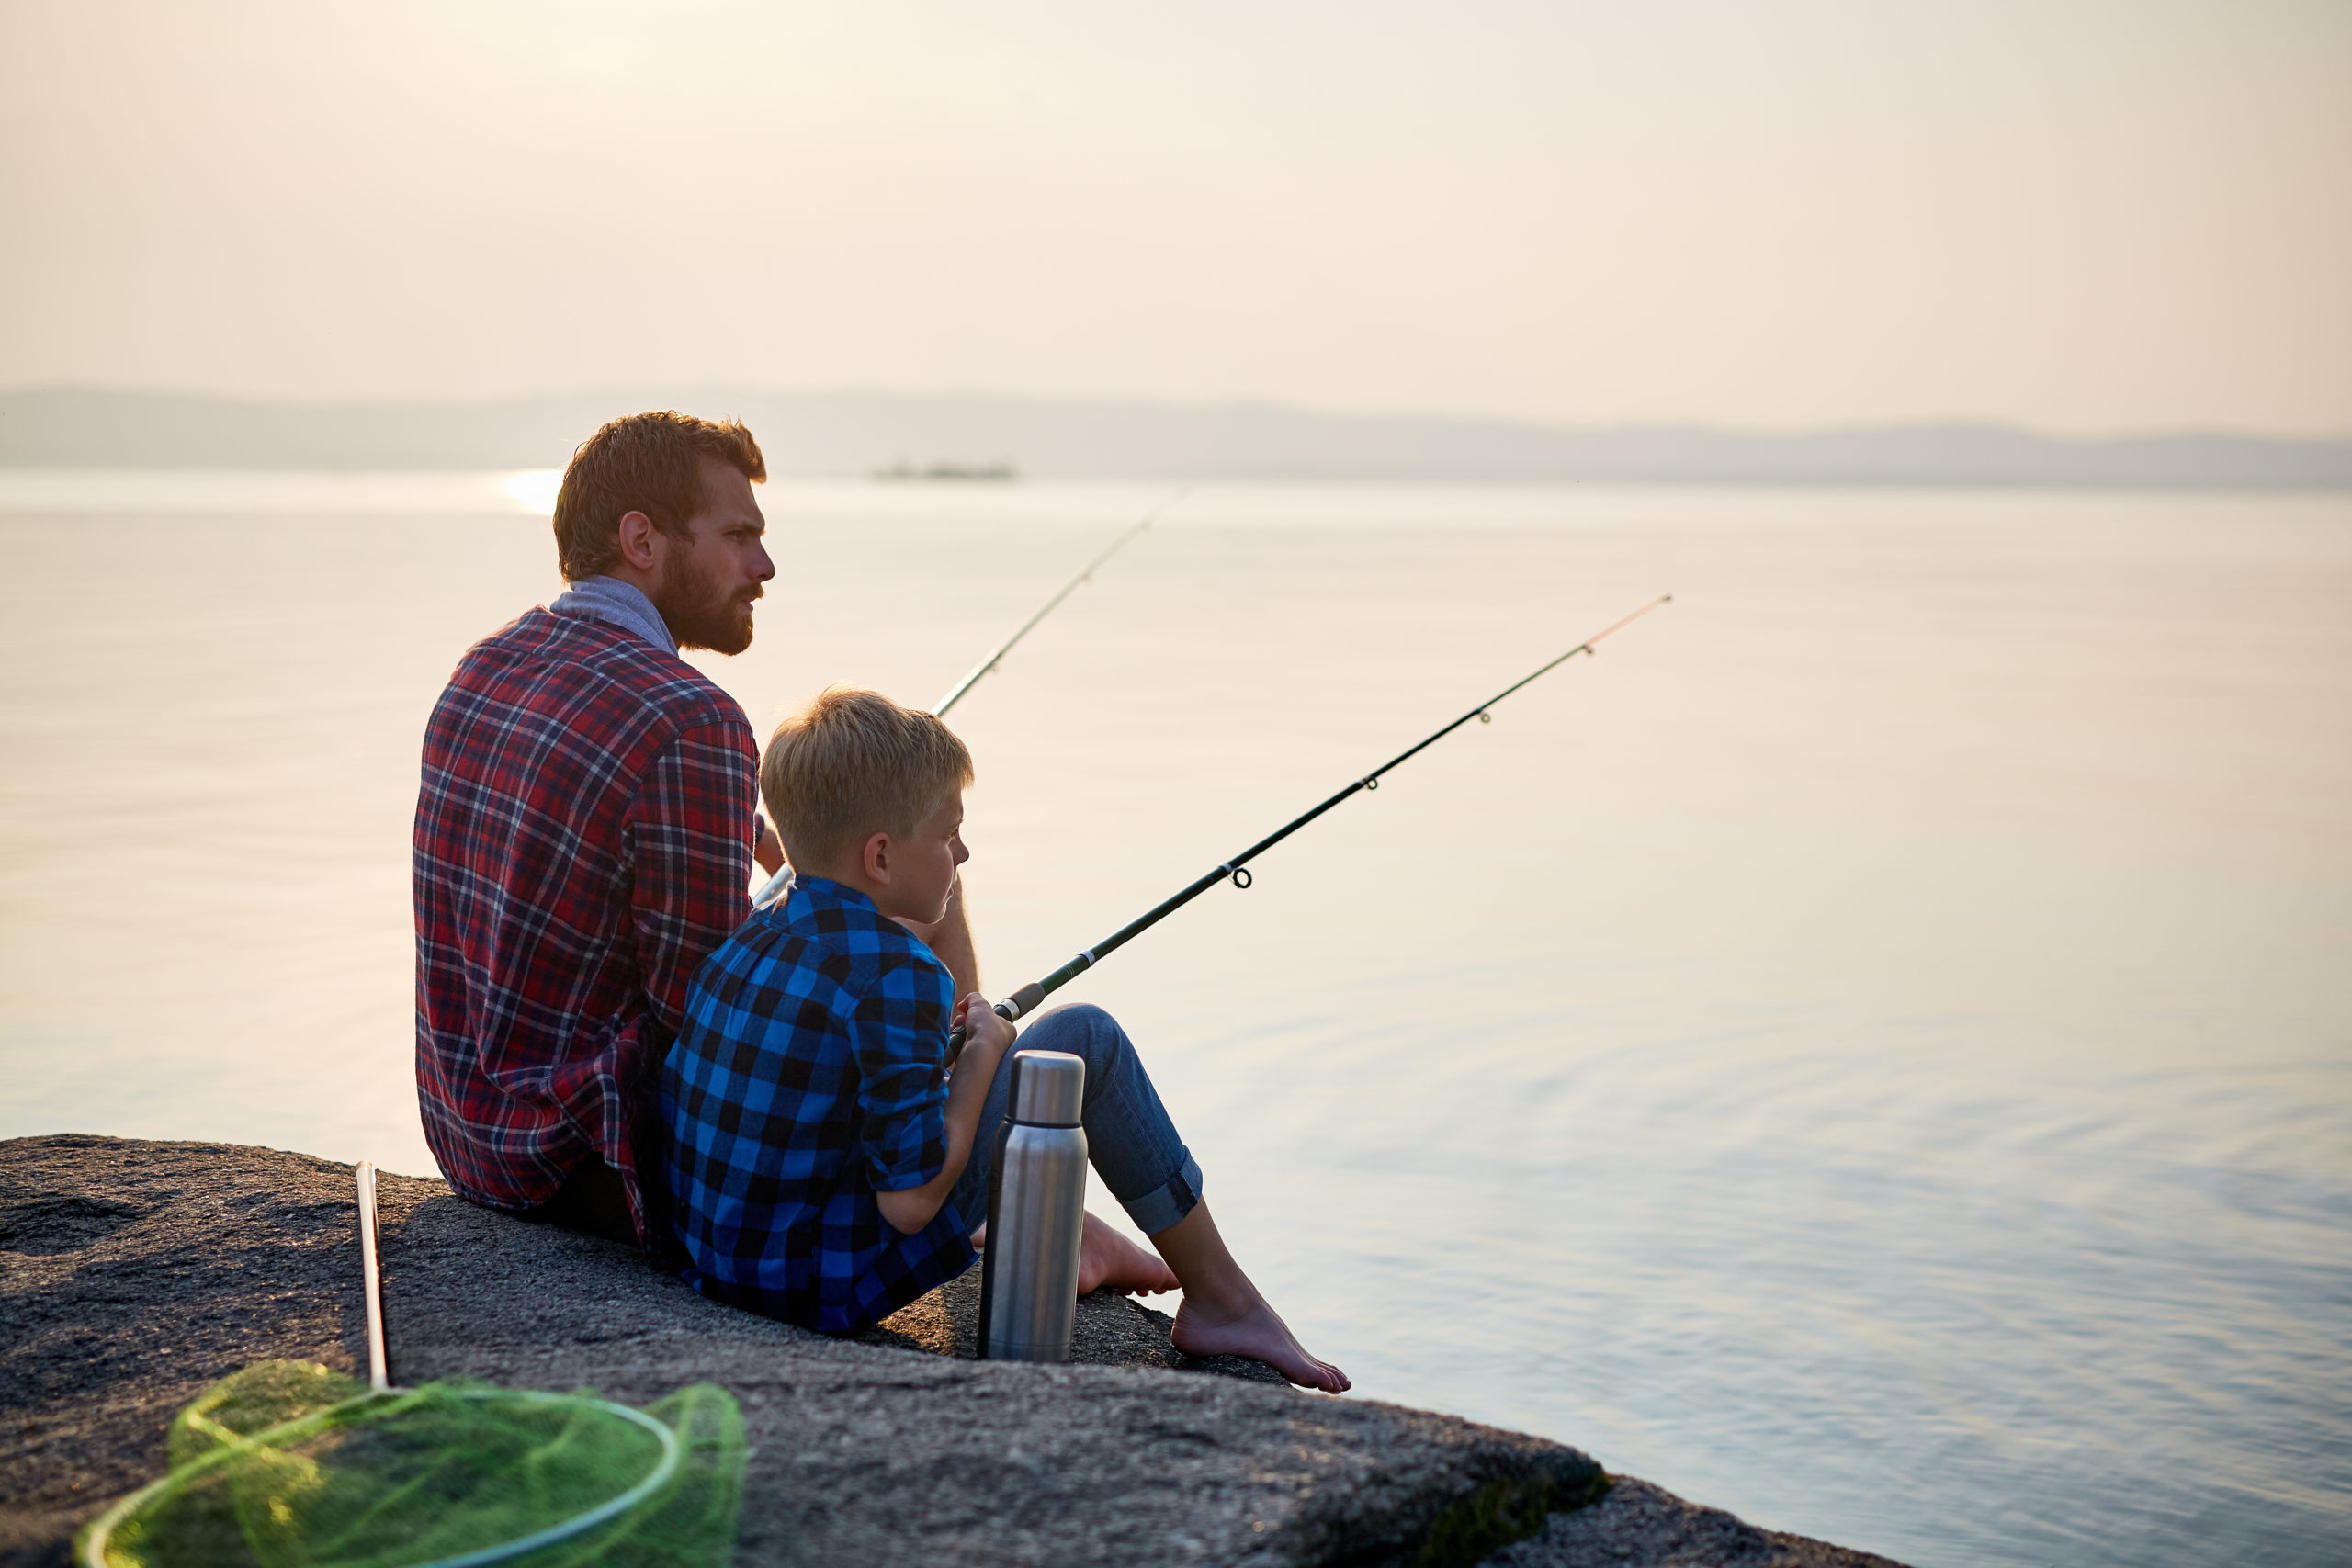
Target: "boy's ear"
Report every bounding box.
[860,829,893,885]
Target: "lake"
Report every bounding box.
[2,471,2346,1566]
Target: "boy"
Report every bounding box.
[662,688,1348,1392]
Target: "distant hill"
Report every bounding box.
[3,385,2346,489]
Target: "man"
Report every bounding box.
[413,410,976,1247]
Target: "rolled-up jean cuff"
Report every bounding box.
[1119,1153,1204,1235]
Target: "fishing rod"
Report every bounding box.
[752,492,1180,908]
[948,592,1673,1059]
[932,489,1182,718]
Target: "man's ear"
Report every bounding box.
[616,510,664,574]
[860,830,893,886]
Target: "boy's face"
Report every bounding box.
[876,789,967,925]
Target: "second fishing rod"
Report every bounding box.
[752,495,1176,910]
[948,592,1672,1060]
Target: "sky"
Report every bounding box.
[3,0,2347,434]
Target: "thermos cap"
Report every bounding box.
[1010,1050,1085,1126]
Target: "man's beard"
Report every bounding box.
[653,547,758,655]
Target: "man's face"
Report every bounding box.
[653,459,773,654]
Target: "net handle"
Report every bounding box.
[79,1387,681,1568]
[357,1160,390,1392]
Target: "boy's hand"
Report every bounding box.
[952,991,1016,1068]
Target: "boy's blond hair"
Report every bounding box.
[761,687,973,867]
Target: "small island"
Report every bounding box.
[871,459,1021,482]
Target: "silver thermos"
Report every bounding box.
[976,1050,1088,1362]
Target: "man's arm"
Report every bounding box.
[895,874,979,998]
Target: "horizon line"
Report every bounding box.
[6,381,2346,448]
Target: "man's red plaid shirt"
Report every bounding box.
[413,607,758,1243]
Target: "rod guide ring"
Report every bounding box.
[1230,867,1252,889]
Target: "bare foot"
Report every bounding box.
[1171,1292,1351,1393]
[970,1213,1179,1297]
[1078,1212,1180,1296]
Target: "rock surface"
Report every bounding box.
[0,1136,1905,1568]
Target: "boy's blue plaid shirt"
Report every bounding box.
[662,875,976,1332]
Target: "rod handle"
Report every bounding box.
[945,982,1048,1067]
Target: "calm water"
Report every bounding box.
[3,472,2347,1566]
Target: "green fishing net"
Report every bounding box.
[76,1361,745,1568]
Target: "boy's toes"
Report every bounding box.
[1281,1352,1351,1393]
[1270,1350,1347,1393]
[1170,1299,1350,1393]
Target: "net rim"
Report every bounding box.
[81,1385,682,1568]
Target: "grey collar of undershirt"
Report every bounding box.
[548,575,676,655]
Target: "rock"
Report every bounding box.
[1479,1477,1906,1568]
[0,1136,1902,1568]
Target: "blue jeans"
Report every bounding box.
[948,1003,1204,1237]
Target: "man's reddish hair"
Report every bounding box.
[552,411,767,582]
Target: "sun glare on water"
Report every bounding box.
[503,469,562,515]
